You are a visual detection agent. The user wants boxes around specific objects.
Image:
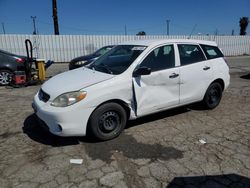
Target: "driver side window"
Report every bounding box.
[140,45,175,72]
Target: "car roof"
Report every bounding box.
[120,39,218,47]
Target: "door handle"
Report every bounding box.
[203,66,210,70]
[169,73,179,78]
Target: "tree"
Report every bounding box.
[239,17,249,35]
[136,31,146,36]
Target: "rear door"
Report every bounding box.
[177,44,213,104]
[133,44,180,116]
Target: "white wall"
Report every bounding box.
[0,34,249,62]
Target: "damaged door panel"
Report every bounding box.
[133,68,180,116]
[132,44,180,116]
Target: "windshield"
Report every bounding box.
[87,45,147,75]
[94,46,113,56]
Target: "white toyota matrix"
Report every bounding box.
[33,39,230,140]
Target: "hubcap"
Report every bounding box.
[99,111,120,133]
[0,71,12,85]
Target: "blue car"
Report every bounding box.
[69,45,114,70]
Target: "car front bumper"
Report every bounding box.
[32,93,95,137]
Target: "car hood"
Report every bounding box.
[41,67,114,100]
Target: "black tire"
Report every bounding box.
[203,82,222,109]
[88,102,127,141]
[0,70,13,86]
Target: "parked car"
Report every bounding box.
[69,45,114,70]
[33,39,230,140]
[0,49,28,85]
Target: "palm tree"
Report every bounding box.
[239,17,249,35]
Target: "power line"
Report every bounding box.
[188,24,197,38]
[36,18,160,34]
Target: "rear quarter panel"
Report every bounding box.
[210,57,230,90]
[0,53,21,71]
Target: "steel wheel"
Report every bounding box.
[0,70,12,85]
[89,102,127,140]
[203,82,222,109]
[208,87,220,105]
[98,111,120,133]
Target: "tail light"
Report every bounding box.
[15,57,25,63]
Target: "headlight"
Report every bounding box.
[75,61,87,65]
[51,91,87,107]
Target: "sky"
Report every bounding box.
[0,0,249,35]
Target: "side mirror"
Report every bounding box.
[133,66,151,77]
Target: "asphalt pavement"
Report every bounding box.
[0,56,250,188]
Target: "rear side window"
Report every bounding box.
[200,44,224,59]
[178,44,206,66]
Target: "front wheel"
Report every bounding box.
[202,82,222,109]
[0,70,13,86]
[88,103,127,141]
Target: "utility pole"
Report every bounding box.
[1,23,5,34]
[214,28,219,36]
[52,0,60,35]
[124,25,127,35]
[231,29,234,36]
[166,19,170,35]
[31,16,37,35]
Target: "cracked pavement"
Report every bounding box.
[0,56,250,188]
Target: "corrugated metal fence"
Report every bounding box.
[0,34,249,62]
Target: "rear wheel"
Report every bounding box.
[0,70,13,85]
[203,82,222,109]
[88,102,127,141]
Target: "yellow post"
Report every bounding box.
[36,59,46,81]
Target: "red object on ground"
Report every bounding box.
[13,71,26,84]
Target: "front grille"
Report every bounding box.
[38,89,50,103]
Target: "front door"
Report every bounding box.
[132,44,180,116]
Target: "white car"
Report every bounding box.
[32,39,230,140]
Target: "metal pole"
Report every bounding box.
[31,16,37,35]
[166,20,170,35]
[125,25,127,35]
[1,23,5,34]
[52,0,60,35]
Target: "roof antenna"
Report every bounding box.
[188,24,197,39]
